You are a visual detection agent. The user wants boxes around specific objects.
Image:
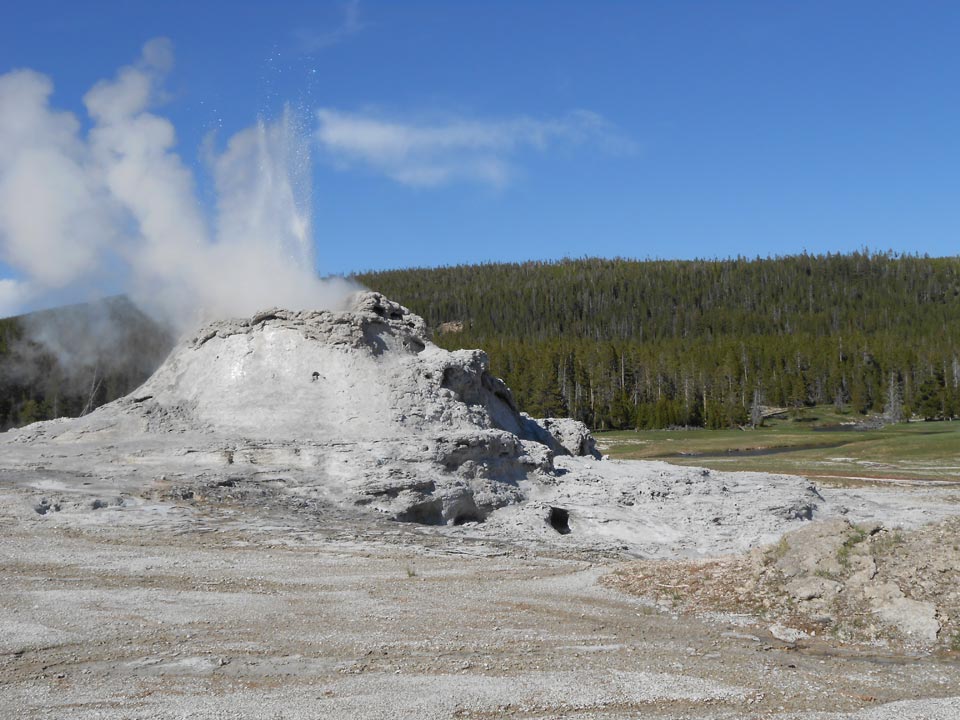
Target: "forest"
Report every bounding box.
[356,252,960,429]
[1,252,958,431]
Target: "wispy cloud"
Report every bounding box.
[314,109,635,188]
[293,0,364,53]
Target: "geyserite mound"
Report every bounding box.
[4,292,592,524]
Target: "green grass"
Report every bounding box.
[596,407,960,485]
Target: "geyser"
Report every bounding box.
[1,39,600,527]
[0,42,834,558]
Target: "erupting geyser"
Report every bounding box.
[0,39,606,533]
[0,47,829,552]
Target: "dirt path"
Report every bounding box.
[2,499,959,719]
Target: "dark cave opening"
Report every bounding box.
[548,506,571,535]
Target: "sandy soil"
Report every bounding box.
[2,477,959,720]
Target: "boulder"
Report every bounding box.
[864,582,941,642]
[524,415,601,458]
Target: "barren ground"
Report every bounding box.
[2,474,959,720]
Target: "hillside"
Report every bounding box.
[356,252,960,430]
[0,297,172,430]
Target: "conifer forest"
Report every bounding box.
[358,253,960,430]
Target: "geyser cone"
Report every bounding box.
[3,293,591,524]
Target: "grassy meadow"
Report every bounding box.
[596,407,960,485]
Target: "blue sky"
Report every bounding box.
[1,0,958,280]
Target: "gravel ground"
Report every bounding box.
[2,477,959,720]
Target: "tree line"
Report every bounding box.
[2,253,958,432]
[357,252,960,429]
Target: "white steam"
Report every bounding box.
[0,38,356,327]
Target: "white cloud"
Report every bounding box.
[294,0,364,53]
[315,108,634,187]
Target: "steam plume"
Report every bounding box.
[0,38,356,328]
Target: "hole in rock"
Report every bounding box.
[34,499,57,515]
[549,506,571,535]
[311,371,320,382]
[453,513,483,526]
[394,499,445,525]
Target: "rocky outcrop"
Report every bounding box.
[609,515,960,650]
[525,416,601,458]
[767,519,946,645]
